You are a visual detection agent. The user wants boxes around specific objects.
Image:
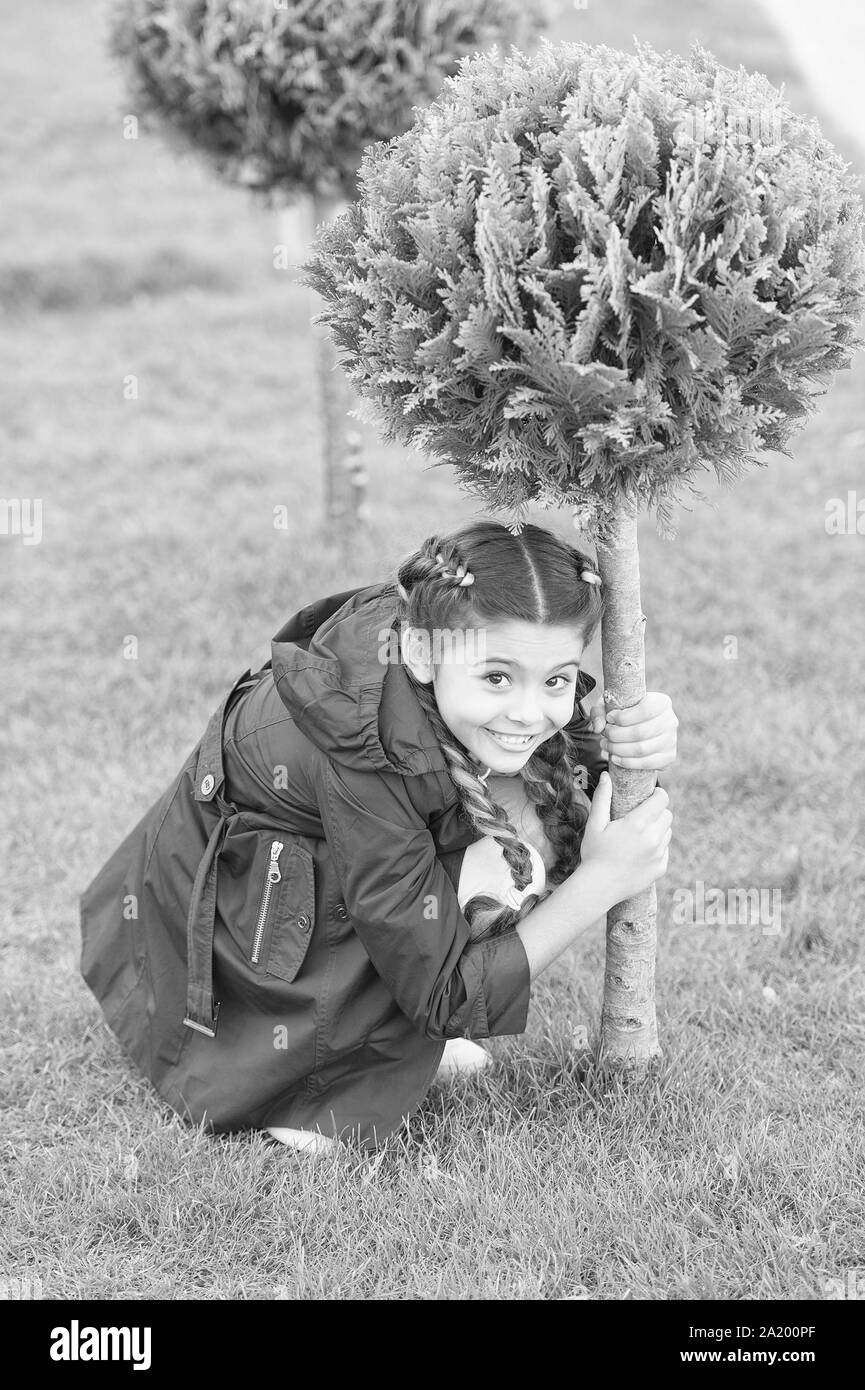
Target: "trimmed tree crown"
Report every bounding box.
[304,38,865,538]
[109,0,548,200]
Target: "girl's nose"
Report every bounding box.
[507,692,545,726]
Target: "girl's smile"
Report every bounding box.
[483,728,544,750]
[401,618,587,775]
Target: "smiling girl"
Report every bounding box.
[80,519,676,1153]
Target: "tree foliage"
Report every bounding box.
[109,0,549,201]
[304,39,865,537]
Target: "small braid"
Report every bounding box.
[396,534,448,596]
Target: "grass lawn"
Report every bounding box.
[1,0,863,1300]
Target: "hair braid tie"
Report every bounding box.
[396,543,475,605]
[435,551,474,587]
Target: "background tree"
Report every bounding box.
[108,0,549,531]
[303,37,865,1069]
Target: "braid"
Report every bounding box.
[520,731,591,888]
[396,533,474,601]
[391,520,604,942]
[396,535,448,596]
[409,672,537,894]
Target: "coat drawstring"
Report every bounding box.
[183,804,231,1036]
[183,668,260,1037]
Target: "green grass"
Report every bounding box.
[1,0,864,1300]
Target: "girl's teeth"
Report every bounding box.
[487,730,534,746]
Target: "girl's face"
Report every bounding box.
[403,618,587,775]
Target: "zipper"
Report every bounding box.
[251,840,284,963]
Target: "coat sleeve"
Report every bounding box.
[308,752,532,1043]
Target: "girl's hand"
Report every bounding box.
[578,772,673,902]
[587,692,678,771]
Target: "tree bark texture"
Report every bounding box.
[594,489,662,1071]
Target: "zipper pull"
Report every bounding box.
[268,841,284,883]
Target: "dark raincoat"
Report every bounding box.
[80,580,604,1147]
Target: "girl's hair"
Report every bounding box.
[389,519,605,942]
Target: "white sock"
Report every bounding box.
[435,1038,493,1079]
[266,1127,336,1154]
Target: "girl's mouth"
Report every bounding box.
[483,728,543,750]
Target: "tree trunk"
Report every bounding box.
[279,193,355,534]
[310,190,353,535]
[594,488,661,1072]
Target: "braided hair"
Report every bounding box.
[389,520,604,942]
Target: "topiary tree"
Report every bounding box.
[303,37,865,1070]
[108,0,549,530]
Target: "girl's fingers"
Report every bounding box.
[601,732,672,760]
[606,696,674,727]
[628,797,671,831]
[587,701,606,732]
[604,715,676,744]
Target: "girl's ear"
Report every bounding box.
[400,624,434,684]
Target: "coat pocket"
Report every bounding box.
[263,842,316,983]
[217,816,316,985]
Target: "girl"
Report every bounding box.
[80,519,676,1154]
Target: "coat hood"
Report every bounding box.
[271,581,448,780]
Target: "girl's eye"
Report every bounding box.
[484,673,573,689]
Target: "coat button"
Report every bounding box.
[334,905,349,921]
[297,913,311,931]
[200,774,215,796]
